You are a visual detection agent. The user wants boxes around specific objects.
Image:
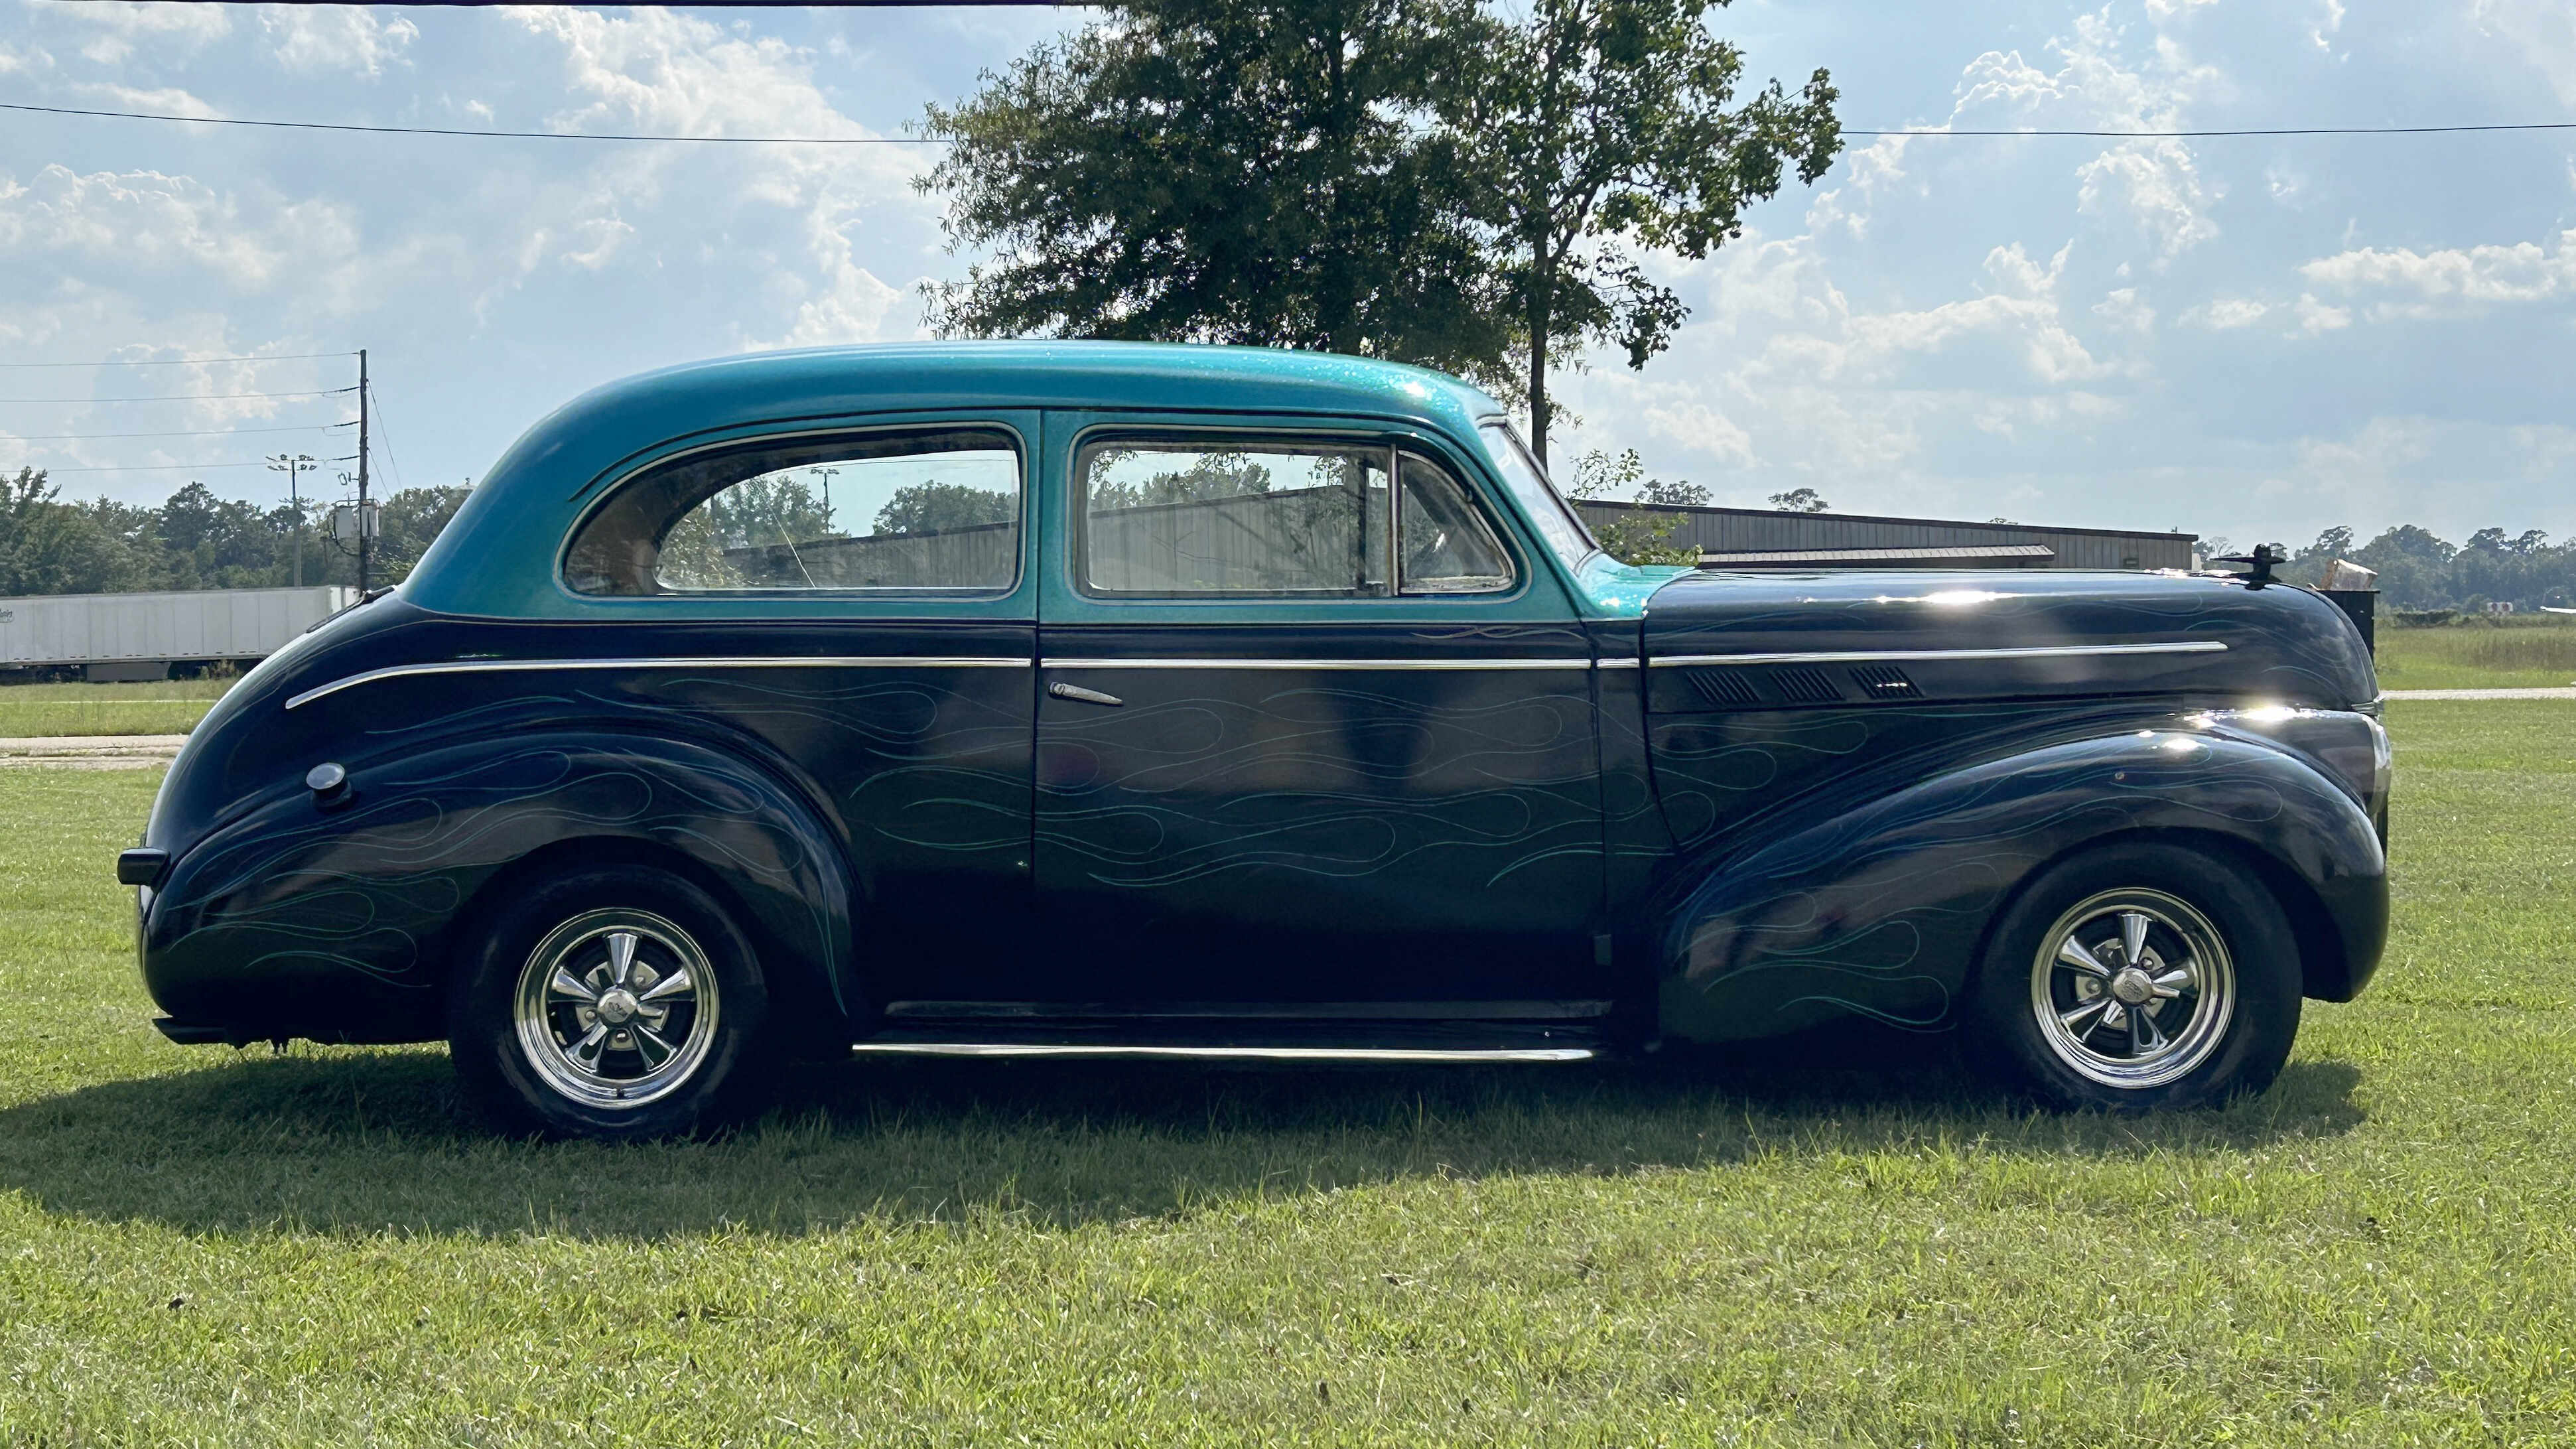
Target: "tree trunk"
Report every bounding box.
[1527,281,1552,468]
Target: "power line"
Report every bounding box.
[11,98,2576,143]
[0,387,359,403]
[1,424,354,441]
[0,100,938,145]
[31,454,363,474]
[364,381,409,495]
[0,350,356,369]
[1849,123,2576,137]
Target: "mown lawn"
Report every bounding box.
[0,701,2570,1445]
[0,677,234,738]
[2374,619,2576,689]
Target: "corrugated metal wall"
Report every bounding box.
[1573,502,2195,571]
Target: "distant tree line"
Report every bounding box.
[2260,523,2576,612]
[0,466,468,597]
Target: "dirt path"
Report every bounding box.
[0,735,190,770]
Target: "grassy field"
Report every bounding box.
[0,701,2571,1444]
[2374,618,2576,689]
[0,676,234,738]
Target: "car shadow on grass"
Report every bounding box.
[0,1029,2364,1238]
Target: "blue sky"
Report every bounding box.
[2,1,2571,551]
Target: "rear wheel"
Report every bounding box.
[1969,842,2300,1111]
[449,865,775,1138]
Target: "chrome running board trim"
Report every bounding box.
[285,655,1032,709]
[849,1042,1595,1064]
[1647,641,2227,668]
[1039,657,1590,673]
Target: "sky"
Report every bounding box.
[1,0,2571,552]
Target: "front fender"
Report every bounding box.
[1655,729,2386,1044]
[143,730,853,1044]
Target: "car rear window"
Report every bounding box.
[564,427,1022,596]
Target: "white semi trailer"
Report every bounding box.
[0,586,357,681]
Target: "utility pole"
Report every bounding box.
[356,348,372,594]
[810,464,840,531]
[267,452,316,586]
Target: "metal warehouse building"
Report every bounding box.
[1572,502,2197,572]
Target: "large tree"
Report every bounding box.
[919,0,1509,378]
[1443,0,1840,462]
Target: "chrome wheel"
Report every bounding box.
[2029,888,2236,1089]
[512,908,720,1109]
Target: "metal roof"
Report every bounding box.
[1700,543,2057,567]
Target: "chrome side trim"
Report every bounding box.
[849,1042,1595,1064]
[1647,641,2229,668]
[884,998,1613,1021]
[1593,657,1642,670]
[285,655,1033,710]
[1039,657,1590,672]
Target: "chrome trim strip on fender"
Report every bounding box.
[1039,657,1592,672]
[1646,641,2229,668]
[1593,657,1642,670]
[848,1042,1596,1064]
[285,655,1034,710]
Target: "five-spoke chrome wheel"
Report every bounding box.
[511,907,720,1109]
[2029,888,2236,1090]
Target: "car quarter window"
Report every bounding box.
[1397,450,1515,594]
[1075,437,1519,599]
[563,426,1022,596]
[1077,439,1391,596]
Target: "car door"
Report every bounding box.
[561,413,1044,1004]
[1028,413,1605,1008]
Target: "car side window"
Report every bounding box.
[1397,450,1515,594]
[564,426,1022,596]
[1077,439,1390,596]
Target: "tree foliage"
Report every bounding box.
[1442,0,1839,462]
[920,0,1839,462]
[920,0,1509,381]
[0,468,468,597]
[1563,447,1702,565]
[2275,522,2576,610]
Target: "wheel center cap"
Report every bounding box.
[596,988,641,1026]
[2110,967,2155,1006]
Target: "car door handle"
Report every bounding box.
[1048,681,1124,708]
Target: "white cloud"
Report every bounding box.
[2298,229,2576,315]
[2293,293,2351,333]
[2092,287,2155,333]
[52,2,231,67]
[1641,401,1755,468]
[2181,297,2270,329]
[258,6,418,77]
[2476,0,2576,106]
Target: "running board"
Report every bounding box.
[849,1042,1595,1064]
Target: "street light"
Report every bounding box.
[267,452,316,587]
[809,465,841,532]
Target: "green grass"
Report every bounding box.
[1,701,2572,1444]
[2374,618,2576,689]
[0,676,234,738]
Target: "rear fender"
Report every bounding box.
[143,730,854,1045]
[1655,730,2385,1044]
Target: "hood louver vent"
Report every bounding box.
[1849,664,1923,700]
[1688,669,1762,707]
[1763,666,1844,704]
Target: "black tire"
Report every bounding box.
[448,864,776,1140]
[1967,841,2301,1111]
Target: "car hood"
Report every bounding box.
[1635,568,2377,712]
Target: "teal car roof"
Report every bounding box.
[402,342,1510,617]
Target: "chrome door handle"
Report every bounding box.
[1048,681,1124,708]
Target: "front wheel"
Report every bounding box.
[448,865,776,1139]
[1968,842,2301,1111]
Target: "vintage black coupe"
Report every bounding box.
[122,344,2389,1137]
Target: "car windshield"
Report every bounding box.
[1477,421,1599,573]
